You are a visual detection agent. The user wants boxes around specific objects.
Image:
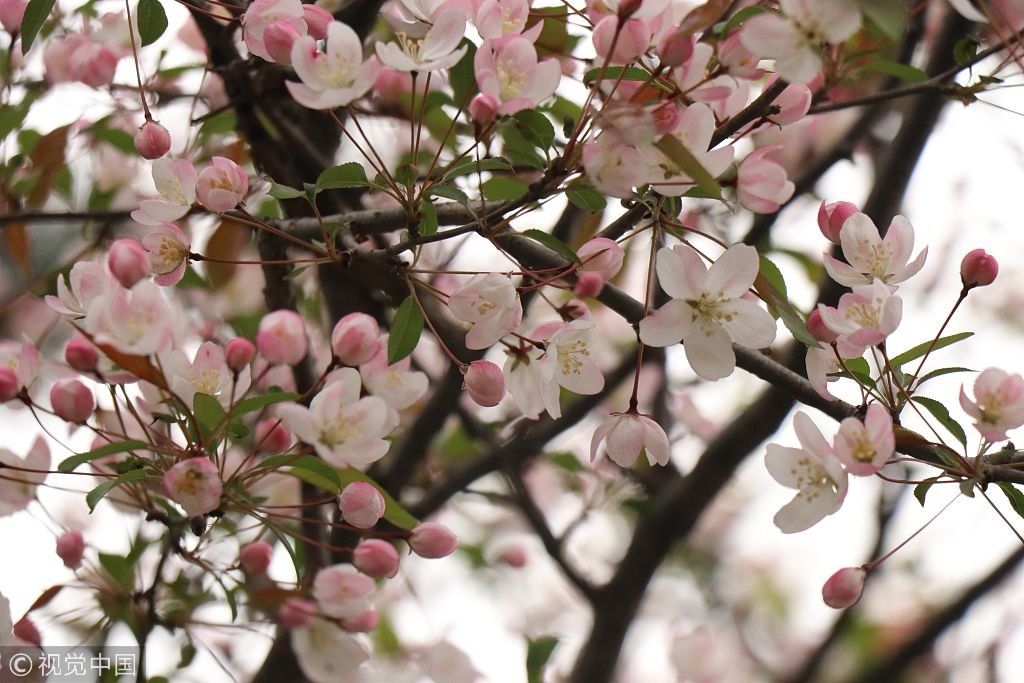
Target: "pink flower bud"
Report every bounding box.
[577,237,624,280]
[409,522,458,559]
[822,566,866,609]
[162,457,223,517]
[338,482,386,529]
[330,313,381,366]
[302,4,331,39]
[818,200,859,244]
[240,541,273,575]
[55,530,85,569]
[106,239,152,288]
[278,597,317,629]
[806,309,837,344]
[961,249,998,289]
[255,418,292,453]
[769,78,812,126]
[225,338,256,372]
[574,271,605,298]
[353,539,400,578]
[0,366,20,401]
[657,32,694,68]
[196,156,248,213]
[64,337,99,373]
[341,608,378,633]
[0,0,27,35]
[133,120,172,160]
[496,545,528,568]
[13,617,41,646]
[463,360,505,408]
[50,378,95,424]
[256,310,308,366]
[469,94,499,128]
[263,20,302,64]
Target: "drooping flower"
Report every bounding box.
[0,437,49,517]
[291,618,369,683]
[959,368,1024,442]
[241,0,307,62]
[196,156,249,213]
[822,566,867,609]
[313,564,375,619]
[474,37,560,115]
[287,21,380,110]
[816,280,902,359]
[590,412,670,468]
[503,345,549,420]
[448,274,523,350]
[764,411,848,533]
[639,243,777,380]
[538,320,604,411]
[833,403,894,476]
[822,213,927,288]
[131,158,198,225]
[736,145,794,214]
[375,10,468,72]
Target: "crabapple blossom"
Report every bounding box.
[49,378,95,423]
[338,481,386,529]
[961,249,998,289]
[46,260,110,317]
[818,200,859,244]
[469,93,499,127]
[736,146,795,213]
[341,609,378,632]
[409,521,458,558]
[359,344,429,410]
[577,237,624,280]
[303,5,331,38]
[87,281,178,356]
[162,457,223,517]
[43,33,121,87]
[806,308,837,344]
[255,418,292,453]
[55,531,85,569]
[959,368,1024,442]
[0,340,40,394]
[472,0,540,41]
[822,566,867,609]
[312,564,375,619]
[163,341,248,408]
[463,360,505,407]
[0,437,49,516]
[291,618,368,683]
[196,157,249,213]
[240,541,273,575]
[106,239,151,288]
[448,274,523,350]
[817,280,902,359]
[225,338,256,372]
[375,11,468,72]
[257,309,308,366]
[131,158,197,225]
[590,412,671,468]
[287,21,380,110]
[278,368,399,467]
[823,213,927,288]
[504,346,549,419]
[574,272,604,298]
[639,243,777,381]
[539,320,604,412]
[806,346,842,400]
[141,222,190,286]
[330,312,381,366]
[353,539,400,578]
[647,104,734,196]
[591,16,651,64]
[241,0,306,62]
[263,21,303,64]
[474,37,560,115]
[581,132,651,198]
[766,78,813,126]
[833,403,894,476]
[765,412,848,533]
[134,120,172,159]
[279,597,317,629]
[740,0,862,84]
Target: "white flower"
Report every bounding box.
[375,10,467,72]
[503,345,549,420]
[448,273,523,350]
[161,341,250,408]
[287,21,380,110]
[959,368,1024,442]
[131,158,197,225]
[0,437,49,517]
[291,618,368,683]
[540,320,604,401]
[359,342,429,411]
[822,213,927,288]
[590,412,670,468]
[817,280,902,359]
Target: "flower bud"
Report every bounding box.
[162,457,223,517]
[806,309,837,344]
[240,541,273,575]
[0,0,27,35]
[817,200,859,244]
[409,522,458,559]
[257,310,308,366]
[225,337,256,372]
[469,94,499,129]
[822,566,866,609]
[338,482,386,529]
[961,249,998,289]
[341,608,378,633]
[64,337,99,373]
[0,366,20,401]
[134,120,172,160]
[302,4,331,39]
[574,271,605,298]
[463,360,505,408]
[263,20,302,64]
[55,530,85,569]
[278,597,317,629]
[106,239,152,288]
[50,378,95,424]
[313,564,374,619]
[657,31,693,68]
[255,418,292,454]
[196,156,248,213]
[496,545,528,568]
[13,617,41,646]
[577,237,624,280]
[330,313,381,366]
[353,539,400,578]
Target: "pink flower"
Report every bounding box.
[823,213,927,288]
[375,10,467,72]
[833,403,894,476]
[0,437,49,517]
[817,280,902,359]
[131,158,197,225]
[538,320,604,414]
[338,481,386,529]
[162,457,223,516]
[817,200,859,244]
[13,617,40,646]
[141,222,190,286]
[639,244,777,380]
[240,541,273,575]
[44,34,121,87]
[717,31,762,79]
[196,156,248,213]
[341,609,378,633]
[806,308,837,344]
[106,239,151,288]
[287,21,380,109]
[0,340,40,393]
[303,5,331,38]
[279,597,317,628]
[50,378,95,424]
[263,20,304,64]
[134,121,172,160]
[764,412,848,533]
[577,237,624,280]
[46,260,111,317]
[409,522,458,558]
[257,309,308,366]
[474,37,560,115]
[312,564,375,619]
[737,146,794,214]
[592,15,651,64]
[646,103,734,197]
[960,368,1024,442]
[469,93,499,127]
[961,249,998,289]
[359,343,429,410]
[822,566,867,609]
[574,272,604,297]
[88,281,177,356]
[162,341,246,408]
[472,0,539,41]
[464,360,505,407]
[225,338,256,372]
[56,531,85,569]
[331,313,381,366]
[255,418,293,453]
[590,412,670,468]
[767,78,812,126]
[242,0,306,61]
[353,539,400,578]
[448,274,522,350]
[582,132,651,198]
[0,368,15,402]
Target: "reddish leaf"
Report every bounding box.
[26,125,69,209]
[204,219,251,288]
[71,324,169,389]
[676,0,731,36]
[4,221,30,276]
[27,585,63,612]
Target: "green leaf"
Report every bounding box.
[317,162,369,191]
[653,135,723,201]
[758,255,787,318]
[954,36,979,68]
[98,553,135,591]
[426,183,469,205]
[281,455,342,493]
[889,332,973,368]
[719,5,766,34]
[566,186,606,213]
[582,66,656,86]
[336,469,418,529]
[754,270,818,349]
[232,391,301,417]
[0,96,36,141]
[388,296,425,365]
[514,110,555,150]
[911,396,967,447]
[87,469,150,512]
[857,0,906,40]
[501,125,547,169]
[20,0,55,53]
[526,636,559,683]
[194,393,227,437]
[442,157,512,181]
[866,60,928,84]
[58,439,151,473]
[520,229,581,264]
[268,182,305,200]
[913,366,973,388]
[418,200,438,237]
[449,39,478,105]
[997,482,1024,519]
[914,476,941,506]
[482,177,529,201]
[89,126,136,154]
[137,0,168,47]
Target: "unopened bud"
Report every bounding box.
[817,201,859,244]
[278,597,317,629]
[225,338,256,373]
[240,541,273,575]
[65,337,99,373]
[263,20,302,64]
[657,31,693,68]
[107,239,152,288]
[0,366,19,401]
[338,482,386,529]
[960,249,998,290]
[806,309,837,344]
[574,271,605,298]
[409,522,458,559]
[822,566,866,609]
[330,313,381,366]
[255,418,292,454]
[55,530,85,569]
[353,539,400,578]
[134,120,172,160]
[463,360,505,408]
[469,94,499,129]
[257,310,308,366]
[50,378,95,423]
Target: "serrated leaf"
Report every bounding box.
[280,455,342,493]
[418,200,438,237]
[137,0,168,47]
[427,183,469,205]
[317,162,368,191]
[87,469,150,512]
[997,481,1024,519]
[442,157,512,181]
[388,296,424,365]
[521,229,581,264]
[653,135,723,200]
[911,396,967,447]
[889,332,973,368]
[514,109,555,150]
[914,476,941,506]
[758,255,787,318]
[20,0,55,53]
[566,186,606,213]
[58,439,151,473]
[268,182,305,200]
[482,177,529,201]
